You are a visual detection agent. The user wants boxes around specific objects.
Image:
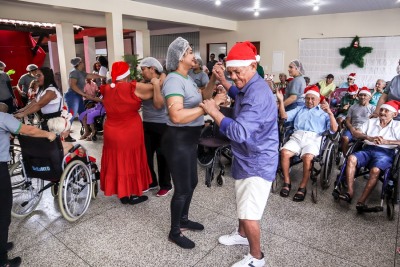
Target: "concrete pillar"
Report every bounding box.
[48,41,60,74]
[83,36,96,73]
[55,22,76,93]
[105,12,124,65]
[134,30,150,58]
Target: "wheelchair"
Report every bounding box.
[271,121,337,203]
[197,106,233,187]
[79,109,106,141]
[9,135,100,222]
[331,140,400,220]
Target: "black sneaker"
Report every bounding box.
[180,220,204,231]
[120,197,130,204]
[129,195,148,205]
[168,232,195,249]
[64,135,76,142]
[0,256,22,267]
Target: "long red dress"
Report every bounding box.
[100,81,151,198]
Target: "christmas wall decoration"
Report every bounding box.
[339,36,373,69]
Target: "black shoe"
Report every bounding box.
[168,232,195,249]
[129,195,148,205]
[6,242,14,252]
[0,256,22,267]
[180,220,204,231]
[64,135,76,142]
[120,197,130,204]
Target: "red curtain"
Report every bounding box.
[0,30,46,86]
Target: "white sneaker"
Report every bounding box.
[231,253,265,267]
[218,229,249,246]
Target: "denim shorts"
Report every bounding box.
[353,145,395,171]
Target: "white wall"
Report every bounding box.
[200,9,400,82]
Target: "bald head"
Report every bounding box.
[0,103,9,113]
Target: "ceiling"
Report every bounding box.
[133,0,400,22]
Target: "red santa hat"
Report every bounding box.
[226,41,257,67]
[380,100,400,114]
[348,73,356,80]
[110,61,131,88]
[358,86,371,96]
[348,84,359,95]
[304,85,320,98]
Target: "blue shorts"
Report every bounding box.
[353,145,395,171]
[342,129,354,142]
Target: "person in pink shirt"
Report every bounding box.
[83,79,98,102]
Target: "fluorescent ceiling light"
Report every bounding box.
[215,0,221,6]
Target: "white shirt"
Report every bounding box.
[360,118,400,149]
[36,86,62,114]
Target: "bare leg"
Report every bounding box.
[357,167,380,204]
[345,155,358,198]
[281,149,295,186]
[239,219,262,259]
[81,116,90,139]
[341,136,349,156]
[298,154,314,189]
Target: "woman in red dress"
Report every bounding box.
[100,61,159,205]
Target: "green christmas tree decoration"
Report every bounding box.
[339,36,373,69]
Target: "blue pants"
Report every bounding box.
[64,90,85,123]
[353,145,395,171]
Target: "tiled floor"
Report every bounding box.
[8,122,400,267]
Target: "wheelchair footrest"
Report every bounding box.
[358,206,384,213]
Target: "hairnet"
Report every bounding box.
[195,56,203,67]
[70,57,82,67]
[140,57,164,73]
[290,59,305,75]
[0,61,5,68]
[166,37,190,72]
[26,64,38,71]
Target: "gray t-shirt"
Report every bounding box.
[188,70,209,88]
[347,103,376,129]
[0,112,21,162]
[0,72,12,100]
[385,74,400,101]
[68,69,87,93]
[162,72,203,127]
[142,99,167,123]
[285,75,305,103]
[18,73,36,94]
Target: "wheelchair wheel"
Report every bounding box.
[9,162,23,186]
[58,160,92,222]
[197,125,215,167]
[386,195,395,221]
[80,126,84,136]
[320,141,336,190]
[8,144,21,169]
[10,162,44,218]
[92,180,99,199]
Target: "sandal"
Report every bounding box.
[338,192,352,203]
[293,187,307,202]
[279,182,291,198]
[79,134,90,140]
[356,202,367,213]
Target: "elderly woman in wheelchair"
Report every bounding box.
[276,85,338,202]
[10,116,99,222]
[333,100,400,216]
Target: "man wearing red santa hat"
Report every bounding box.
[276,85,337,202]
[201,41,278,267]
[339,100,400,211]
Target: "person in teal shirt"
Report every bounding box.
[370,79,386,106]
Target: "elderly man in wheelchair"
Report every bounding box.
[334,100,400,213]
[276,85,338,202]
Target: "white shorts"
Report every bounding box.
[235,177,272,220]
[281,130,322,157]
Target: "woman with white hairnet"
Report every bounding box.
[188,57,209,90]
[138,57,172,197]
[162,37,214,249]
[284,59,306,111]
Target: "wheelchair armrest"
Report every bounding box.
[68,144,82,154]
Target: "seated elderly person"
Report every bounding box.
[340,100,400,211]
[341,87,375,156]
[276,85,338,202]
[336,84,359,129]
